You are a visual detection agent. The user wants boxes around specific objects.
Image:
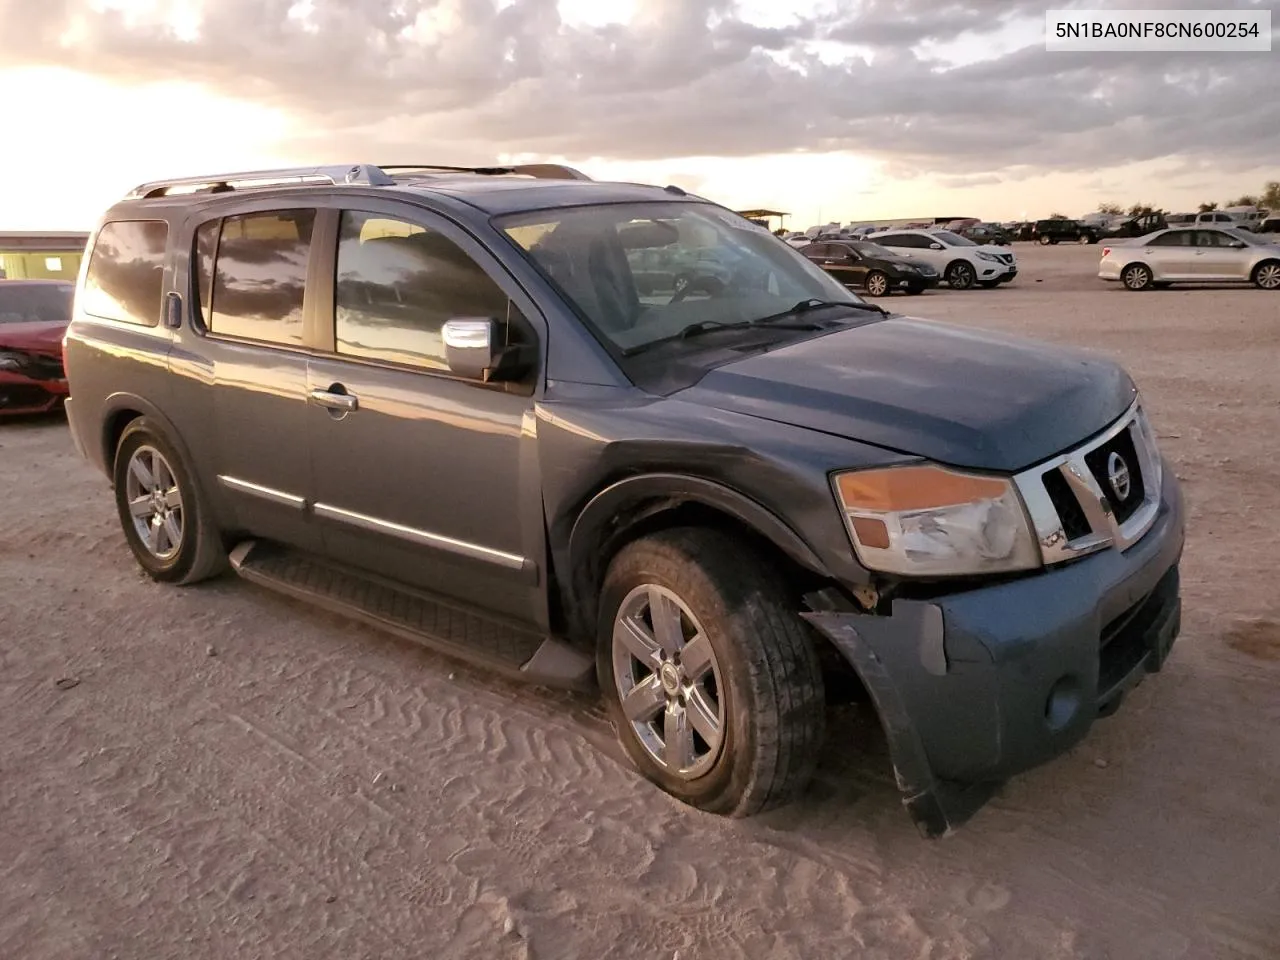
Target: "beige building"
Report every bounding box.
[0,232,90,282]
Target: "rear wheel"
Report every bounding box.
[1252,260,1280,290]
[946,261,977,290]
[1122,263,1154,291]
[597,528,825,817]
[1039,234,1052,245]
[864,270,889,297]
[113,418,226,584]
[1078,234,1092,244]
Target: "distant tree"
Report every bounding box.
[1260,181,1280,211]
[1128,203,1156,217]
[1226,195,1259,208]
[1098,202,1124,215]
[1198,201,1218,212]
[1048,211,1069,218]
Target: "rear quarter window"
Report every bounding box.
[81,220,169,326]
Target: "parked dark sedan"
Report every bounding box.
[0,279,74,415]
[802,239,940,295]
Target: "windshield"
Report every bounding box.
[851,241,895,258]
[498,202,864,355]
[930,230,976,247]
[1222,227,1266,245]
[0,283,74,325]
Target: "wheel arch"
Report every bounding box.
[100,394,199,491]
[563,473,831,640]
[1251,257,1280,286]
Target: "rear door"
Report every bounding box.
[1141,230,1195,279]
[303,201,548,627]
[182,204,322,551]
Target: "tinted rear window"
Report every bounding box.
[81,220,169,326]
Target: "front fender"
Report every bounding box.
[563,472,830,636]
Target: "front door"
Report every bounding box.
[1191,230,1248,279]
[304,204,547,628]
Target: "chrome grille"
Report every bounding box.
[1014,403,1164,566]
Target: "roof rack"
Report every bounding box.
[378,163,592,181]
[125,161,592,200]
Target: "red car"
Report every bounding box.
[0,279,74,415]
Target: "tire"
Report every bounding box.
[904,283,925,295]
[1039,234,1052,245]
[597,528,825,817]
[1078,234,1092,244]
[946,261,977,290]
[1252,260,1280,290]
[113,417,227,584]
[1122,262,1154,291]
[1152,281,1173,289]
[864,270,889,297]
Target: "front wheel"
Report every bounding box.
[864,270,889,296]
[1252,260,1280,290]
[1039,235,1052,245]
[597,529,825,817]
[1078,234,1092,244]
[946,261,977,290]
[113,418,226,584]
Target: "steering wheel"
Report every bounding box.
[668,271,728,305]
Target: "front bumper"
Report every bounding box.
[804,466,1184,837]
[0,372,69,416]
[896,272,939,290]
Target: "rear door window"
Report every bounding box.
[1148,231,1192,247]
[81,220,169,326]
[208,210,316,346]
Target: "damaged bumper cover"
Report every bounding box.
[804,472,1185,838]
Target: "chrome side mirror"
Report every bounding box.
[442,317,530,382]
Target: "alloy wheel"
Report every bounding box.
[611,584,724,780]
[1256,263,1280,289]
[1123,265,1152,290]
[866,273,888,296]
[124,445,184,560]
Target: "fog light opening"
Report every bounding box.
[1045,675,1082,732]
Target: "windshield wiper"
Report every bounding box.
[756,298,888,323]
[622,317,823,357]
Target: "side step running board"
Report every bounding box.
[228,540,595,691]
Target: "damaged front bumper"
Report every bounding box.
[804,472,1185,838]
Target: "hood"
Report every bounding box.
[683,316,1136,472]
[0,321,67,354]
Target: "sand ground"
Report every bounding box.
[2,241,1278,959]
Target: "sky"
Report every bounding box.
[0,0,1276,231]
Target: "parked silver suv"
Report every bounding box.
[64,163,1185,836]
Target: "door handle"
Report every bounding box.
[309,388,358,412]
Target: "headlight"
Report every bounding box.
[976,252,1001,262]
[0,352,23,371]
[833,464,1041,577]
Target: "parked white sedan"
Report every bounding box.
[1100,226,1280,291]
[865,229,1016,290]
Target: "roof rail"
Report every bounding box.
[378,163,592,181]
[125,161,593,200]
[124,164,397,200]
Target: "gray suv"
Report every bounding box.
[63,163,1185,836]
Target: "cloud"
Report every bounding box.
[1,0,1276,180]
